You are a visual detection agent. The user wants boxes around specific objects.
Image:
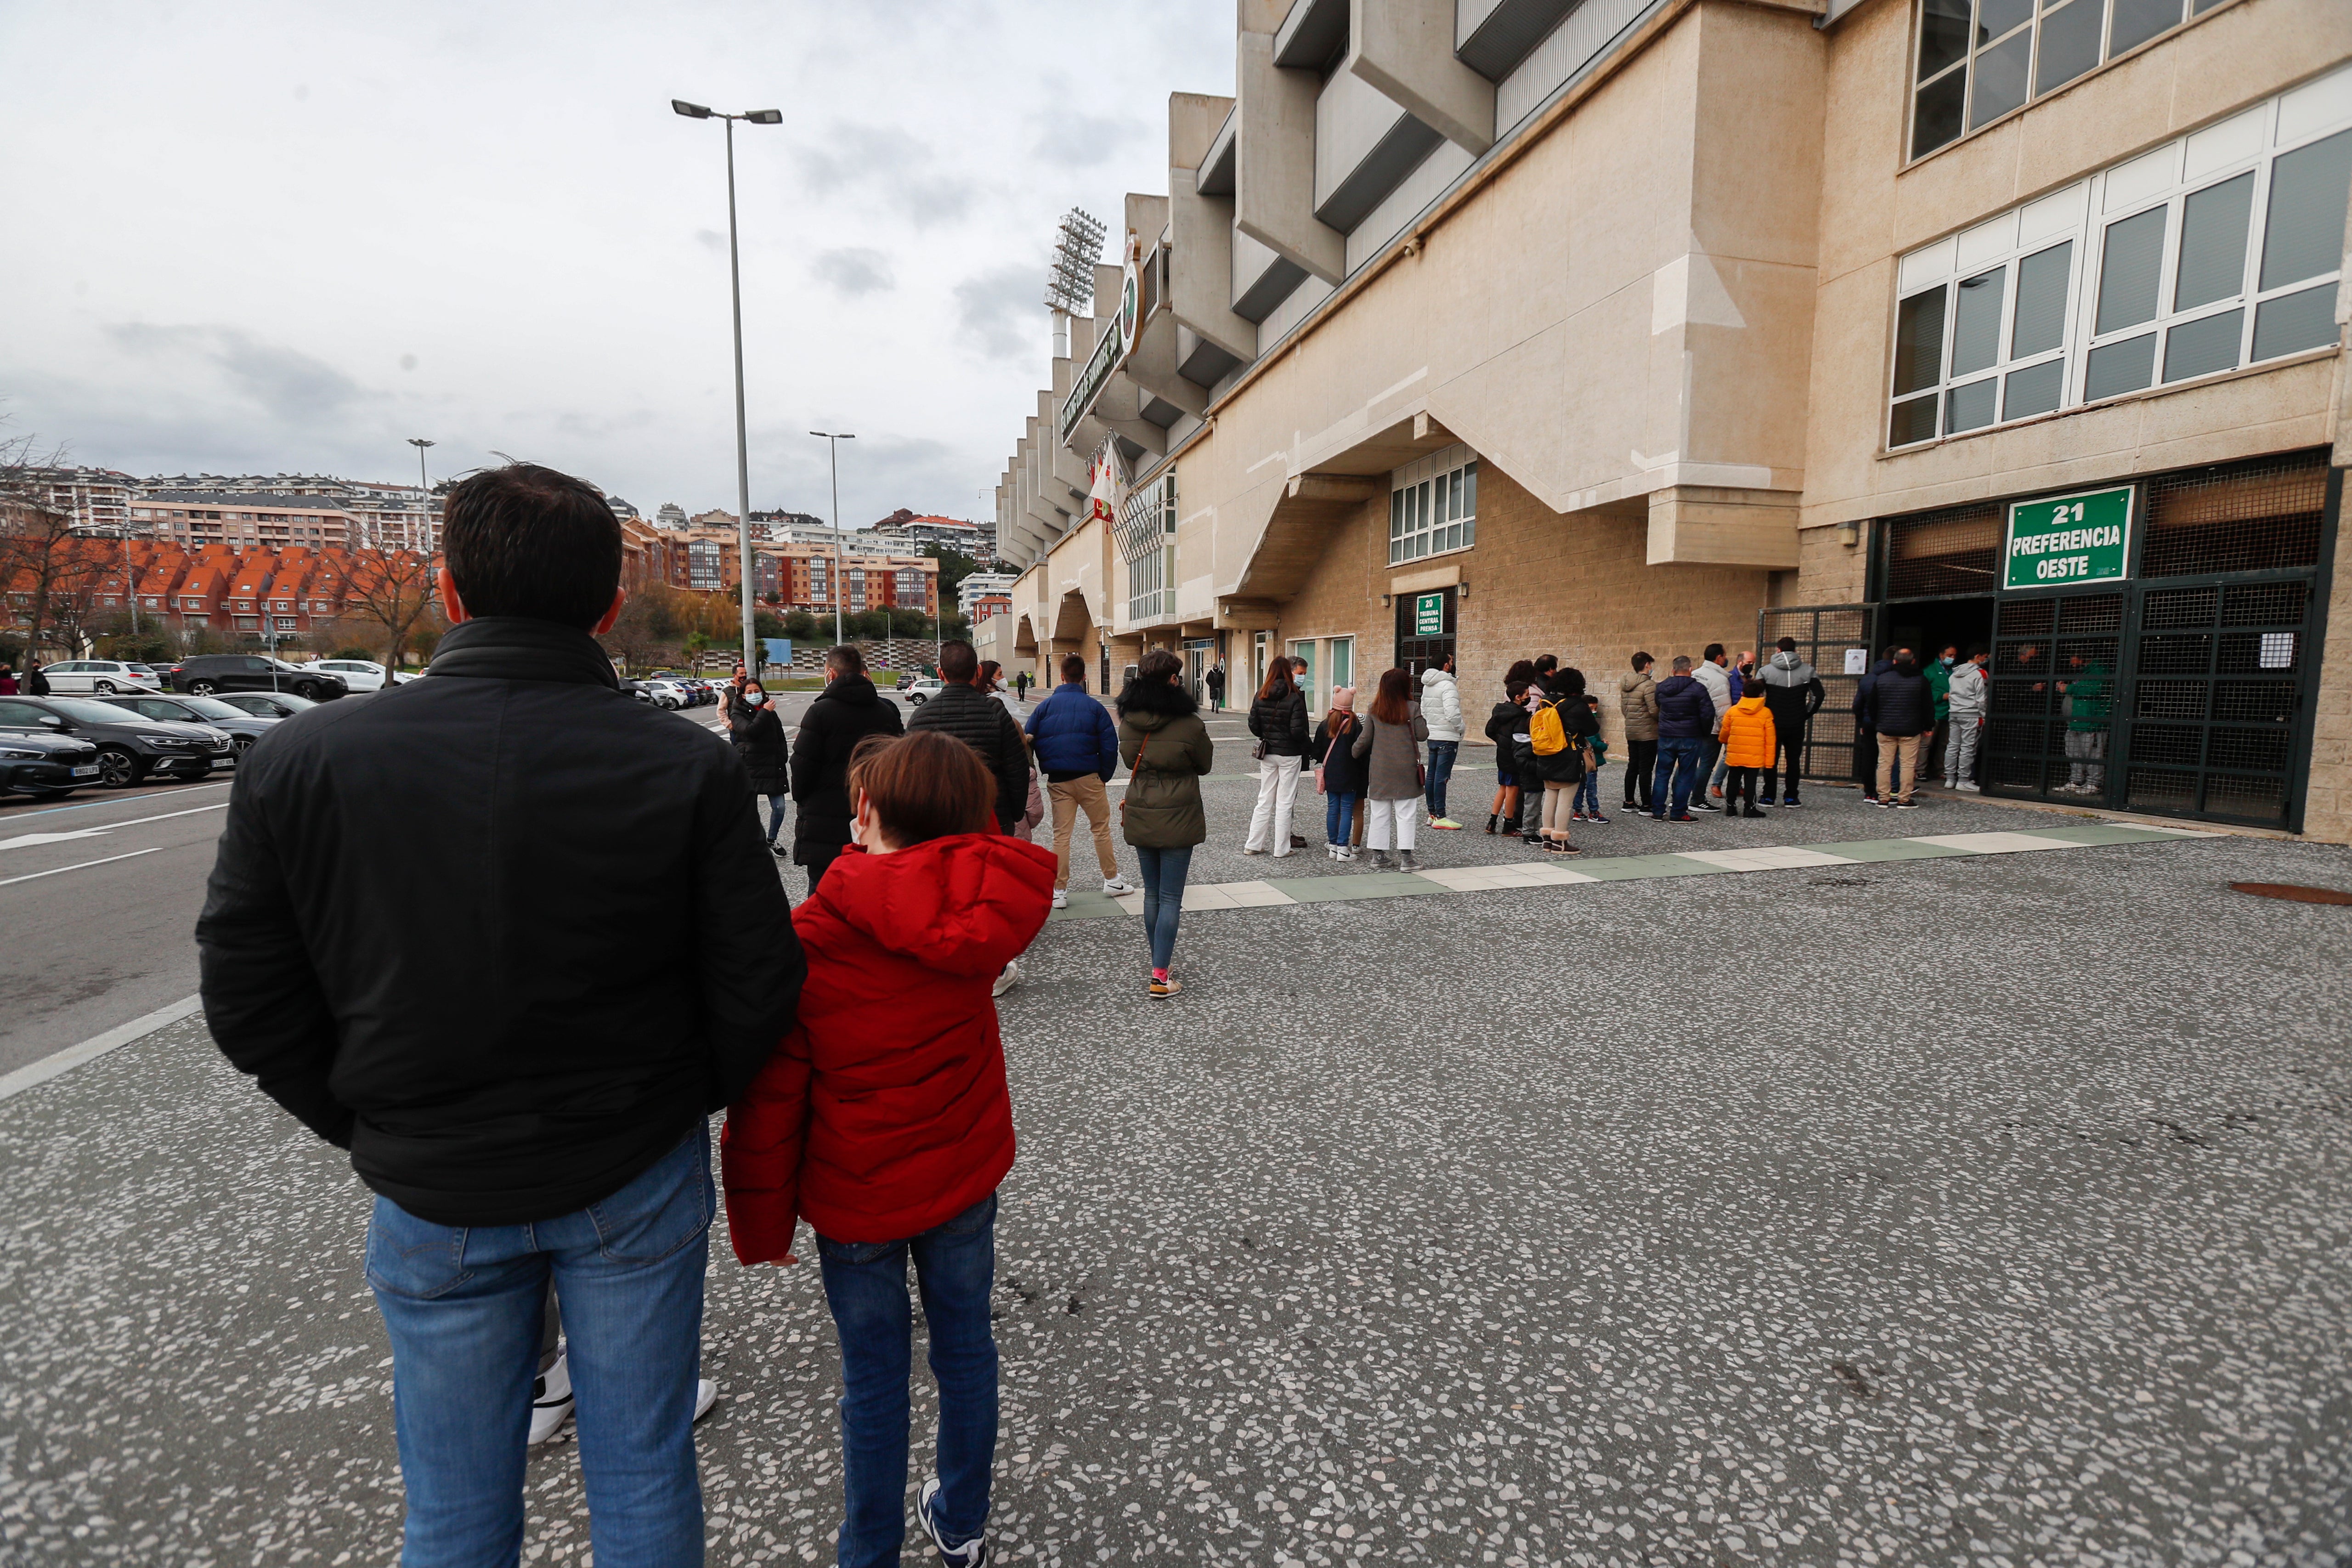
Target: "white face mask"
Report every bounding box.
[744,691,766,706]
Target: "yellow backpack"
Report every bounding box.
[1529,698,1569,756]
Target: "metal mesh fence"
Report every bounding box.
[1884,503,2002,599]
[2142,451,2328,577]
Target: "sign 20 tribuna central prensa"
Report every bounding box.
[2004,485,2134,589]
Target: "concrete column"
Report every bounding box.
[1168,92,1254,362]
[1350,0,1496,154]
[1645,487,1803,568]
[1237,29,1345,285]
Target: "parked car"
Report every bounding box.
[310,658,397,692]
[213,690,319,719]
[0,730,102,798]
[901,677,945,707]
[37,659,165,695]
[96,694,278,762]
[0,696,232,788]
[642,679,693,710]
[616,679,653,703]
[166,654,348,702]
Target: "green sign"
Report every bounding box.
[1414,592,1445,636]
[2004,485,2133,589]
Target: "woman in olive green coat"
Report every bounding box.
[1117,649,1213,998]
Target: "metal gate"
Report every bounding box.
[2121,577,2315,823]
[1984,590,2124,799]
[1756,604,1876,781]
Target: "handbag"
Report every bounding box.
[1021,768,1044,837]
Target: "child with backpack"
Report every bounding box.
[1570,693,1608,823]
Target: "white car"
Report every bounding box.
[312,658,396,693]
[902,677,945,707]
[643,680,693,710]
[38,660,164,695]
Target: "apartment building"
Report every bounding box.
[28,467,139,534]
[980,0,2351,838]
[657,526,941,615]
[133,492,358,551]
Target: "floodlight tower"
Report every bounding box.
[1044,208,1105,359]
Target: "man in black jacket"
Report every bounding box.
[788,643,904,894]
[1756,637,1825,807]
[907,637,1030,832]
[197,464,802,1560]
[1864,645,1936,809]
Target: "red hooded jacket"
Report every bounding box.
[721,832,1055,1259]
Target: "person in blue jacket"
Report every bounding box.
[1025,652,1136,909]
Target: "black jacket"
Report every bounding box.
[1312,713,1368,795]
[1867,663,1936,737]
[906,679,1031,829]
[195,617,803,1226]
[1483,698,1522,750]
[1248,687,1310,757]
[727,697,789,795]
[788,673,903,863]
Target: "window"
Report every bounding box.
[1389,445,1477,566]
[1888,66,2350,448]
[1329,636,1355,695]
[1288,640,1317,712]
[1121,475,1178,623]
[1912,0,2222,160]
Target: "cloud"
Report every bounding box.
[952,264,1041,361]
[105,323,368,425]
[794,124,972,226]
[810,247,896,297]
[1031,112,1142,169]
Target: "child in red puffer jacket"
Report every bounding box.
[723,729,1053,1568]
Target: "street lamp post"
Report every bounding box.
[403,438,435,682]
[673,99,781,679]
[810,431,854,648]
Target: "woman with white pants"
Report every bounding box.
[1243,658,1311,856]
[1351,667,1430,870]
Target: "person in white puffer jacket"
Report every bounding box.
[1421,658,1466,829]
[1944,645,1990,791]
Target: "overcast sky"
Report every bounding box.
[0,1,1232,529]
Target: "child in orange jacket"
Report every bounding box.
[1716,690,1777,818]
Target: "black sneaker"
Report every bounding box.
[1894,799,1919,809]
[1781,798,1803,809]
[1690,801,1720,813]
[918,1478,987,1566]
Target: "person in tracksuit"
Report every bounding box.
[1944,646,1989,792]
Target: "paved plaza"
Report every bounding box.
[5,731,2352,1565]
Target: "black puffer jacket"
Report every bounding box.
[788,673,903,864]
[906,679,1031,829]
[727,696,789,795]
[1248,686,1310,758]
[196,616,803,1227]
[1867,662,1937,737]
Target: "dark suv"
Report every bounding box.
[0,696,232,788]
[167,655,348,702]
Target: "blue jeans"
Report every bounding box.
[1135,844,1191,971]
[1573,765,1600,815]
[1651,737,1705,819]
[818,1194,1000,1568]
[1424,740,1458,817]
[1325,791,1359,846]
[765,794,786,844]
[366,1124,713,1568]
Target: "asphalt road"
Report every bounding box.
[5,709,2351,1566]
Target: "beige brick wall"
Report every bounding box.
[1794,521,1869,605]
[1269,464,1771,746]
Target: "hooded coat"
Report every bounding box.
[1655,674,1717,739]
[1618,669,1659,742]
[1419,667,1464,742]
[1947,659,1990,719]
[1117,678,1214,848]
[1717,693,1778,768]
[788,673,905,866]
[726,693,789,795]
[1757,651,1825,739]
[721,832,1055,1255]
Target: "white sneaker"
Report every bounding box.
[1051,889,1069,909]
[992,959,1020,997]
[1102,876,1135,894]
[917,1477,988,1566]
[693,1378,718,1423]
[528,1355,574,1445]
[1957,782,1982,793]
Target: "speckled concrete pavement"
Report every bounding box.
[5,759,2352,1566]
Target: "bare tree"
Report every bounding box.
[339,543,441,679]
[0,430,108,673]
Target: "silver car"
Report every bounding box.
[39,659,164,695]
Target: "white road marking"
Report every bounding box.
[0,846,164,887]
[0,800,229,852]
[0,993,204,1102]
